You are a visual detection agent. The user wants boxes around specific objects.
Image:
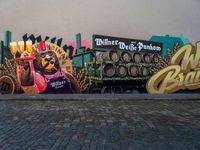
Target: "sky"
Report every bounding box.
[0,0,200,44]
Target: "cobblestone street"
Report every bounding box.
[0,99,200,150]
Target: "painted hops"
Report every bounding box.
[152,43,180,74]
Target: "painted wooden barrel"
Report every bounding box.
[102,63,116,77]
[142,53,151,63]
[132,52,142,63]
[0,75,16,94]
[139,67,149,77]
[117,65,127,77]
[128,65,138,77]
[152,54,160,63]
[121,51,132,63]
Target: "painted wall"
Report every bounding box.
[0,0,200,43]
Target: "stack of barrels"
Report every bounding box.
[94,50,159,78]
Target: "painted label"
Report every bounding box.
[93,35,163,54]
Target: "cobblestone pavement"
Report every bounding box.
[0,100,200,150]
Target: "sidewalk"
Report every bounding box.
[0,99,199,149]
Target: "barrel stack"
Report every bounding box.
[89,49,158,78]
[86,35,163,93]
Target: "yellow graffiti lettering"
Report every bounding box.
[170,43,200,72]
[147,65,180,94]
[194,70,200,83]
[147,42,200,93]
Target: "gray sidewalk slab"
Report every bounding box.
[0,94,199,101]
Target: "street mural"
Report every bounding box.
[1,31,199,94]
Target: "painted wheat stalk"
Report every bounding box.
[73,68,90,92]
[152,42,180,74]
[0,59,22,93]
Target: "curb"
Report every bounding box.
[0,94,200,101]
